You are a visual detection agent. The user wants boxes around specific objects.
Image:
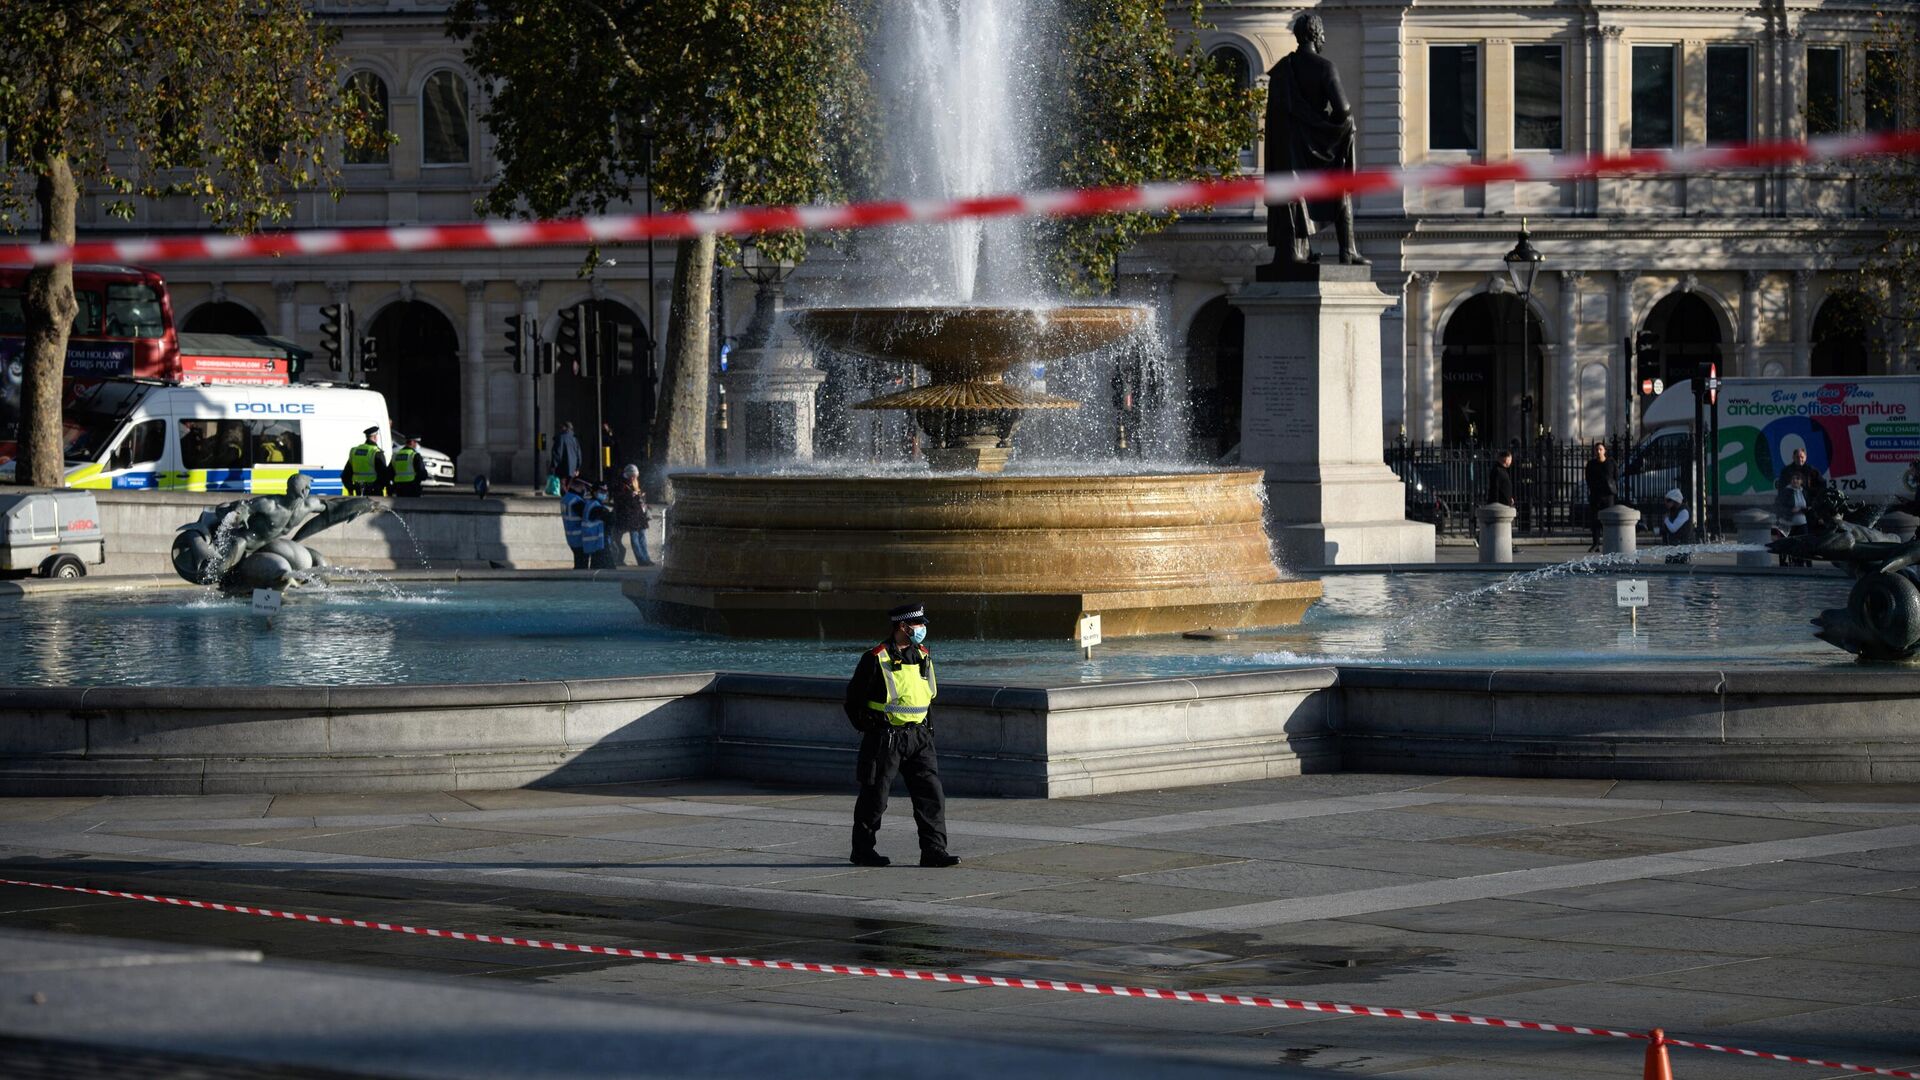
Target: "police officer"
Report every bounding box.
[390,434,425,498]
[559,478,591,569]
[342,426,389,496]
[843,602,959,868]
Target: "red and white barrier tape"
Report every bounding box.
[3,876,1915,1076]
[6,131,1920,268]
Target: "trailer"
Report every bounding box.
[0,490,106,578]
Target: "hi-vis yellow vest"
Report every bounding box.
[348,442,382,485]
[391,447,420,484]
[866,645,936,725]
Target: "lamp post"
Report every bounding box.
[1503,219,1545,529]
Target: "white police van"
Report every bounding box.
[19,379,432,494]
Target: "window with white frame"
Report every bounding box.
[1513,44,1564,151]
[1706,45,1752,145]
[1631,44,1678,149]
[1429,45,1479,151]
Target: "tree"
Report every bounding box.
[448,0,872,488]
[0,0,383,486]
[1033,0,1260,295]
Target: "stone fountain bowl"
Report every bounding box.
[790,305,1148,383]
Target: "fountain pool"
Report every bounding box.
[0,570,1854,688]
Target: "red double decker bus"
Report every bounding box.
[1,265,301,465]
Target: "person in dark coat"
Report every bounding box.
[1488,449,1516,508]
[611,463,653,566]
[1584,442,1617,552]
[1263,13,1366,268]
[1660,488,1696,563]
[549,421,582,489]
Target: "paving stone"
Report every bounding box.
[1658,859,1920,896]
[609,818,841,851]
[1578,811,1860,844]
[252,825,554,858]
[1477,908,1907,955]
[1418,777,1620,799]
[964,844,1235,879]
[434,788,650,811]
[1389,802,1664,827]
[1435,825,1725,860]
[1515,878,1837,916]
[424,836,720,869]
[0,798,106,824]
[1108,828,1583,873]
[1602,781,1823,804]
[51,794,273,822]
[1126,859,1435,898]
[1432,942,1735,982]
[422,810,700,840]
[1622,956,1920,1005]
[777,865,1076,901]
[583,850,863,888]
[265,792,476,818]
[967,880,1269,919]
[1804,845,1920,872]
[1794,783,1920,804]
[1719,894,1920,931]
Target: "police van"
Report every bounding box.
[18,379,408,494]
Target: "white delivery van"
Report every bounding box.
[48,378,394,494]
[1631,376,1920,513]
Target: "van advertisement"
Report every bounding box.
[1715,380,1918,498]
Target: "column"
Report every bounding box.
[1411,272,1438,442]
[1614,269,1638,435]
[515,279,542,482]
[273,280,298,342]
[1783,30,1808,213]
[1740,270,1764,377]
[1592,26,1625,211]
[1790,269,1813,378]
[463,280,489,461]
[1556,271,1583,440]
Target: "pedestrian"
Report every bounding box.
[1774,447,1820,522]
[549,421,582,493]
[843,602,960,869]
[556,474,599,568]
[1660,487,1695,564]
[612,463,654,566]
[1488,449,1515,508]
[1584,441,1616,552]
[587,481,619,569]
[342,425,389,496]
[1775,470,1814,567]
[389,434,425,498]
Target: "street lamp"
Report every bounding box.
[1503,219,1545,529]
[739,240,796,350]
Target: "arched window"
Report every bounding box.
[1208,45,1252,92]
[344,71,389,165]
[421,70,470,166]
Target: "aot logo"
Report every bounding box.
[233,402,315,415]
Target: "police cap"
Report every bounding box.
[364,426,380,438]
[887,602,927,624]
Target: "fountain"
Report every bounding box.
[628,0,1321,640]
[170,475,381,593]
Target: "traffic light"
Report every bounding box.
[539,340,555,376]
[555,305,582,375]
[359,335,378,375]
[319,303,346,372]
[612,321,637,377]
[505,314,525,374]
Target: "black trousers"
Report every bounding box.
[851,723,948,857]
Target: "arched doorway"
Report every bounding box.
[1642,292,1723,399]
[1439,292,1546,447]
[552,299,653,480]
[1812,292,1883,377]
[1184,296,1243,460]
[182,301,267,336]
[364,301,461,458]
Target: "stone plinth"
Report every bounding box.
[1232,267,1435,568]
[1600,504,1640,555]
[1477,503,1515,563]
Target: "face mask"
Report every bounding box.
[909,625,927,645]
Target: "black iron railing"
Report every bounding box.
[1384,437,1693,537]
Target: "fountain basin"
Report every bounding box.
[635,469,1321,638]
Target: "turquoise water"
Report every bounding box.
[0,570,1854,688]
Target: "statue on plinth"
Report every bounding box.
[171,474,380,592]
[1261,13,1368,275]
[1770,487,1920,661]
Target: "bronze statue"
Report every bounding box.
[1263,13,1367,271]
[1770,488,1920,661]
[171,474,381,592]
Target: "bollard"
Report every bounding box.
[1477,503,1516,564]
[1735,508,1776,567]
[1880,509,1919,541]
[1599,504,1640,556]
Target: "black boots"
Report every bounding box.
[919,852,960,868]
[849,851,891,867]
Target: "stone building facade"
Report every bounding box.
[1161,0,1913,452]
[66,1,1918,477]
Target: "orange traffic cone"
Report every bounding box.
[1643,1027,1674,1080]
